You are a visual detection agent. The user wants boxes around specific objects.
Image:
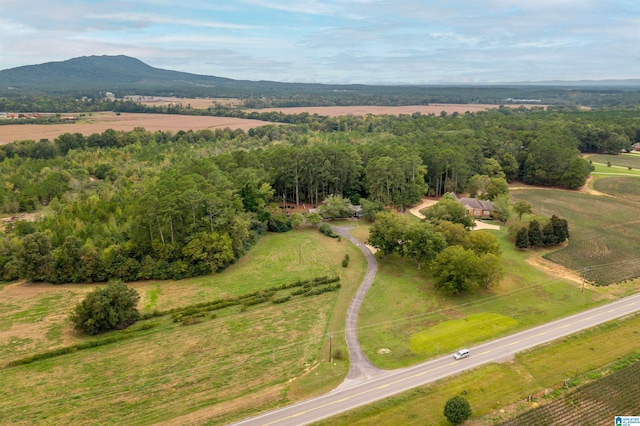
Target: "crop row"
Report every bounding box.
[499,360,640,425]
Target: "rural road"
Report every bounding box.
[229,291,640,426]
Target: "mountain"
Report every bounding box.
[0,55,238,94]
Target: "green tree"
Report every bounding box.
[423,194,475,228]
[550,215,569,242]
[515,227,530,249]
[477,253,504,289]
[444,395,472,424]
[528,220,544,247]
[491,193,512,223]
[465,174,491,198]
[367,211,406,260]
[486,177,509,201]
[360,198,385,222]
[500,152,520,182]
[403,222,447,270]
[435,221,469,247]
[182,232,234,274]
[306,212,323,228]
[431,246,480,295]
[513,200,532,220]
[317,194,355,220]
[69,281,140,335]
[542,221,559,247]
[290,213,303,229]
[18,232,53,282]
[466,231,501,257]
[52,235,83,283]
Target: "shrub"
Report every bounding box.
[319,223,338,238]
[444,395,472,424]
[69,280,140,335]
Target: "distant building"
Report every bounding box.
[450,193,495,218]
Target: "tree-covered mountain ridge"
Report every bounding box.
[2,55,640,105]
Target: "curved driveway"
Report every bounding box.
[330,225,384,387]
[230,291,640,426]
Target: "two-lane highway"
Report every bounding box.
[230,291,640,426]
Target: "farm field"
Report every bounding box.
[0,228,367,425]
[510,188,640,286]
[247,103,545,117]
[0,112,275,145]
[316,312,640,426]
[499,357,640,425]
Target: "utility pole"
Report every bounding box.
[581,267,587,293]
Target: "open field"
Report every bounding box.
[586,152,640,170]
[128,96,243,109]
[247,103,545,117]
[0,228,367,425]
[0,112,275,145]
[510,187,640,286]
[316,313,640,426]
[351,222,615,369]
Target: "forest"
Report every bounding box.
[0,106,639,284]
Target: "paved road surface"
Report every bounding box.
[330,226,383,386]
[229,291,640,426]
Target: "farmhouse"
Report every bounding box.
[450,193,495,218]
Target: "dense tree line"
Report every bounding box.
[0,107,635,283]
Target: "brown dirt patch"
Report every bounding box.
[0,112,276,145]
[248,104,546,117]
[525,253,583,286]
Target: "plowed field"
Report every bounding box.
[0,112,275,145]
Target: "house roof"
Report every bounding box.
[458,197,495,211]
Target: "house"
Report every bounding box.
[450,193,495,218]
[632,142,640,152]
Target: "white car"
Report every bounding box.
[454,349,470,360]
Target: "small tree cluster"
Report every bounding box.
[367,212,505,295]
[515,215,569,250]
[69,281,140,335]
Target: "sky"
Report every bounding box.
[1,0,639,84]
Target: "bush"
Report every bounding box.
[444,395,472,424]
[319,223,338,238]
[69,280,140,335]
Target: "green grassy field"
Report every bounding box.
[316,313,640,426]
[0,227,367,425]
[354,225,609,369]
[587,152,640,170]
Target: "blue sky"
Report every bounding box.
[1,0,639,84]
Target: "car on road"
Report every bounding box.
[453,349,469,360]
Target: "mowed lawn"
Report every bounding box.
[354,224,612,369]
[0,227,367,425]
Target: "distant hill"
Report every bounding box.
[1,55,639,106]
[0,55,238,93]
